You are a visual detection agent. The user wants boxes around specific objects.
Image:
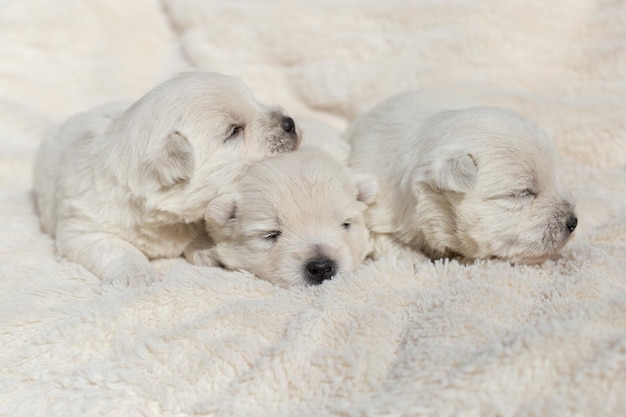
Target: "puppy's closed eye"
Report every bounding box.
[262,231,281,241]
[225,124,244,142]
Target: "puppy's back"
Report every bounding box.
[347,90,476,151]
[349,91,471,169]
[33,101,129,234]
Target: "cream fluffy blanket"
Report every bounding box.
[1,1,625,416]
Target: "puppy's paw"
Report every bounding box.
[185,248,220,267]
[102,260,161,287]
[368,233,429,264]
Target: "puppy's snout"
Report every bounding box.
[566,214,578,234]
[305,257,336,284]
[280,117,296,134]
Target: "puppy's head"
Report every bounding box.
[420,106,576,263]
[116,72,301,218]
[204,148,378,287]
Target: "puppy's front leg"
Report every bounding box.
[183,233,220,267]
[56,232,160,286]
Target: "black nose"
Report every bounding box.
[280,116,295,133]
[566,215,578,233]
[305,257,337,284]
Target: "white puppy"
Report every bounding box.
[347,90,577,264]
[198,148,378,287]
[34,72,300,286]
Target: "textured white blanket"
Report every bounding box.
[1,1,625,416]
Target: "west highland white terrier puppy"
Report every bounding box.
[196,147,378,287]
[33,72,301,286]
[347,90,577,264]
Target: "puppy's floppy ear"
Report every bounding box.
[352,173,379,205]
[429,152,477,193]
[153,131,195,187]
[204,194,238,226]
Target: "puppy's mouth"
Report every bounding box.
[500,233,573,265]
[269,132,300,154]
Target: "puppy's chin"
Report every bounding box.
[497,238,572,265]
[503,254,553,265]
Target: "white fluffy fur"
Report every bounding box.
[197,147,378,287]
[33,72,300,286]
[348,90,577,263]
[3,1,626,416]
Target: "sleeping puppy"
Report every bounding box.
[33,72,300,286]
[196,147,378,287]
[347,90,577,264]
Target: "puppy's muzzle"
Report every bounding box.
[305,256,337,284]
[269,115,300,153]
